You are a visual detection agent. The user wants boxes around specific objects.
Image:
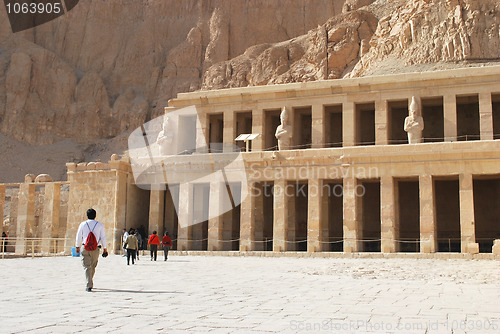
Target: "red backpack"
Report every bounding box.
[84,222,98,251]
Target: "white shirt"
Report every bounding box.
[75,220,107,249]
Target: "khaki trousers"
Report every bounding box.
[81,249,99,289]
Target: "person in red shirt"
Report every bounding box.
[147,231,160,261]
[161,231,172,261]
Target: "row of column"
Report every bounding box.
[147,174,480,253]
[211,93,496,151]
[0,183,62,253]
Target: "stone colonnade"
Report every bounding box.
[171,69,500,153]
[0,179,67,254]
[141,139,500,254]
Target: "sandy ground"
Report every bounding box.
[0,131,129,183]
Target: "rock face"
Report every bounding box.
[0,0,343,145]
[202,10,378,89]
[203,0,500,87]
[349,0,500,77]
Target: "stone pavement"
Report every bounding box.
[0,254,499,334]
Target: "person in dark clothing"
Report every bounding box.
[162,231,172,261]
[1,232,8,252]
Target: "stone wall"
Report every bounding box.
[65,155,130,253]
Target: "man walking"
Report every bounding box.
[75,209,108,292]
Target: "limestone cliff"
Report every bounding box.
[202,0,500,88]
[201,10,378,89]
[0,0,343,145]
[349,0,500,77]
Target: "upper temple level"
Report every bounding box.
[167,66,500,151]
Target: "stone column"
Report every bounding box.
[479,93,493,141]
[443,94,457,141]
[375,99,389,145]
[273,179,289,251]
[15,183,35,254]
[0,185,5,234]
[459,173,479,253]
[311,104,324,148]
[148,190,164,239]
[114,169,129,252]
[343,102,355,147]
[419,175,437,253]
[208,181,224,251]
[40,183,61,254]
[307,178,324,252]
[177,183,193,250]
[380,176,397,253]
[251,109,264,151]
[286,182,297,251]
[240,182,256,251]
[196,112,209,153]
[253,183,265,251]
[223,110,235,152]
[164,185,178,249]
[343,177,360,252]
[192,185,208,250]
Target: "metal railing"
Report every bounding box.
[1,237,72,259]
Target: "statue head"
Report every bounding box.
[280,106,289,124]
[409,96,419,117]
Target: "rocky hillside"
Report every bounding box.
[0,0,499,182]
[202,0,500,88]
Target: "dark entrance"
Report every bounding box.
[397,180,420,252]
[473,177,500,253]
[435,179,461,252]
[360,180,380,252]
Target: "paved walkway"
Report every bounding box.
[0,254,499,333]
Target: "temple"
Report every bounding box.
[2,66,500,255]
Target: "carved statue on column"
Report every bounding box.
[156,115,173,155]
[275,106,292,150]
[404,96,424,144]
